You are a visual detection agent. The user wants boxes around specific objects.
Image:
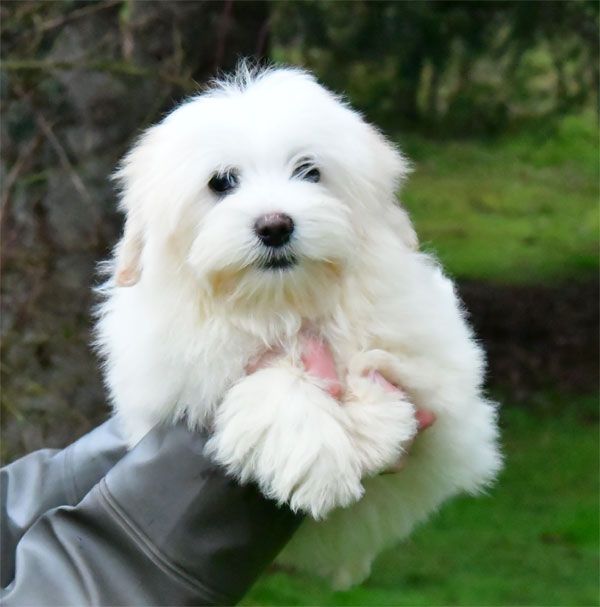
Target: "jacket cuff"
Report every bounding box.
[102,421,303,604]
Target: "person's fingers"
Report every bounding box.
[415,409,437,431]
[301,335,343,399]
[248,340,436,474]
[365,370,436,432]
[246,335,343,399]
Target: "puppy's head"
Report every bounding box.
[113,65,416,318]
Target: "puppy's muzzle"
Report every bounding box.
[254,213,294,248]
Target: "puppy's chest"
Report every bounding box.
[175,293,383,405]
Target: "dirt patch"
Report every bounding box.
[459,279,599,400]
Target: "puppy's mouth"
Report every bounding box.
[258,252,298,271]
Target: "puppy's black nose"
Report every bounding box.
[254,213,294,248]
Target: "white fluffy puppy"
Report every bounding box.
[95,65,501,588]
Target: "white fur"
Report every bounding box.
[95,64,502,587]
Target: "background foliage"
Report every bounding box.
[1,2,598,605]
[273,0,598,133]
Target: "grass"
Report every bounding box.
[244,396,599,606]
[397,112,599,284]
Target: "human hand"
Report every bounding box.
[250,335,436,470]
[245,333,343,398]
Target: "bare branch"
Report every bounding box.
[36,0,122,33]
[1,132,43,217]
[12,83,102,245]
[2,59,197,92]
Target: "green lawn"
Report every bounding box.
[398,113,599,284]
[245,397,599,606]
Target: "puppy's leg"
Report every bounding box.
[343,351,419,476]
[206,365,364,519]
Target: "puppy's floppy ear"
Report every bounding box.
[114,213,144,287]
[385,204,418,251]
[111,126,159,287]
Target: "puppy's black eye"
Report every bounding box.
[292,162,320,183]
[208,170,239,195]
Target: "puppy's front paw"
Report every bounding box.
[206,366,364,519]
[286,437,364,519]
[344,361,418,476]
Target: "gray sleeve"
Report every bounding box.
[1,422,302,606]
[0,418,127,587]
